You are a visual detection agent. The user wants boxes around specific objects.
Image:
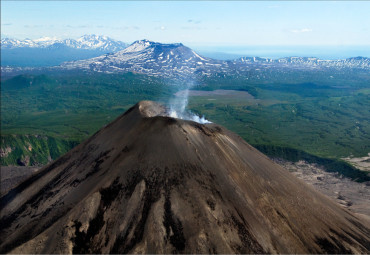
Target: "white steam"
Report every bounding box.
[168,88,211,124]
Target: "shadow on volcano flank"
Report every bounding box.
[1,101,369,254]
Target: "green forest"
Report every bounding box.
[1,69,369,181]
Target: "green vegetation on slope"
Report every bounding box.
[1,70,369,182]
[188,91,370,158]
[0,135,78,166]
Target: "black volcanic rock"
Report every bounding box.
[1,101,369,254]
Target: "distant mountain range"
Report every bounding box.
[59,40,370,78]
[1,35,128,67]
[1,34,127,52]
[2,37,369,77]
[234,56,370,69]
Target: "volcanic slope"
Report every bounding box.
[1,101,369,254]
[60,39,227,77]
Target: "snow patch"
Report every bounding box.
[192,51,207,61]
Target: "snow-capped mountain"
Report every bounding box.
[1,38,41,48]
[60,40,370,78]
[232,56,370,70]
[2,38,369,76]
[1,35,127,52]
[60,39,229,77]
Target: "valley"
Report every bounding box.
[1,70,369,184]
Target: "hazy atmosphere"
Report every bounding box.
[2,1,370,58]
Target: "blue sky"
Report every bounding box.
[2,1,370,47]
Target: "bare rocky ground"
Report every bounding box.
[273,158,370,221]
[0,166,40,195]
[342,153,370,172]
[2,158,369,222]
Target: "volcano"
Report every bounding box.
[1,101,369,254]
[60,40,228,78]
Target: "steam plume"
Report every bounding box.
[168,85,211,124]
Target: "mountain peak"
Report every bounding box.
[1,100,369,254]
[136,100,167,117]
[133,39,154,44]
[125,39,155,52]
[121,39,186,54]
[33,36,59,42]
[78,34,110,42]
[129,39,184,49]
[129,39,156,47]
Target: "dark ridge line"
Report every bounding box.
[230,211,265,254]
[315,236,352,254]
[111,166,188,253]
[83,149,112,180]
[0,158,77,249]
[163,188,186,252]
[110,178,157,253]
[0,205,71,254]
[71,177,122,253]
[0,153,71,210]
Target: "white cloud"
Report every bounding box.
[290,28,313,33]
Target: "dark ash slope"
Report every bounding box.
[1,101,369,254]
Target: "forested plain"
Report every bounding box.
[1,69,369,181]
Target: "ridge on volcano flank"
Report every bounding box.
[1,101,369,254]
